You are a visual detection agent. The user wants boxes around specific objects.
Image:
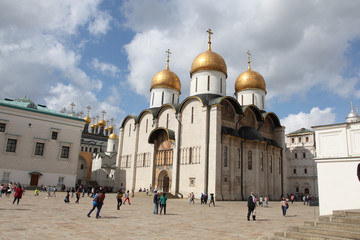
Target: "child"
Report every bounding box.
[64,192,70,203]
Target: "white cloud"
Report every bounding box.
[88,12,112,35]
[91,58,120,77]
[281,107,336,134]
[121,0,360,103]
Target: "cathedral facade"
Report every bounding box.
[115,31,285,200]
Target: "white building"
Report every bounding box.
[0,97,85,188]
[313,105,360,215]
[115,30,286,200]
[285,128,318,196]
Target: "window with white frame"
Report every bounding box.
[0,123,6,132]
[34,142,45,156]
[2,172,10,182]
[58,177,64,185]
[6,139,17,152]
[61,146,70,159]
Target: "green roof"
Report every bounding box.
[0,98,85,122]
[287,128,313,136]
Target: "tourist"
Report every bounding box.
[204,193,208,204]
[47,186,52,197]
[64,191,70,203]
[12,185,24,205]
[116,189,123,210]
[153,191,160,214]
[160,193,167,215]
[209,193,215,207]
[291,194,295,204]
[247,192,256,221]
[280,197,289,216]
[259,196,263,207]
[264,196,269,207]
[123,190,131,205]
[71,187,75,198]
[87,190,105,219]
[75,188,80,203]
[53,186,57,197]
[34,189,39,196]
[303,195,306,205]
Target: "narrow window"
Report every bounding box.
[113,145,115,151]
[89,147,92,152]
[304,168,307,174]
[6,139,17,152]
[237,149,241,169]
[278,157,281,174]
[252,93,254,104]
[224,146,228,167]
[303,152,306,158]
[85,147,88,152]
[291,138,294,143]
[262,95,264,108]
[220,78,222,93]
[172,93,174,104]
[293,168,296,174]
[166,114,169,129]
[189,148,192,164]
[207,76,210,91]
[81,146,84,151]
[80,164,84,169]
[248,151,252,170]
[129,124,131,137]
[51,131,58,140]
[34,142,45,156]
[296,187,299,192]
[195,77,198,92]
[61,146,70,159]
[94,148,98,154]
[298,137,301,143]
[146,119,148,133]
[241,95,243,105]
[191,107,194,124]
[295,153,297,159]
[0,123,6,132]
[161,92,164,105]
[306,137,309,142]
[260,152,264,171]
[270,156,273,173]
[152,92,155,106]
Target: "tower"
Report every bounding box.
[190,29,227,97]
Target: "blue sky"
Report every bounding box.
[1,0,360,134]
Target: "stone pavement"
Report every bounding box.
[0,192,319,240]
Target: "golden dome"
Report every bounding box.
[108,125,114,131]
[99,119,106,127]
[190,49,227,77]
[84,115,91,124]
[90,124,95,129]
[151,65,181,92]
[109,132,119,140]
[235,56,266,92]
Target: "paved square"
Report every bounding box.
[0,192,319,239]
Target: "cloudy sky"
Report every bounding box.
[1,0,359,133]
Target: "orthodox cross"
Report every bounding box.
[247,50,251,69]
[207,28,213,50]
[79,111,84,118]
[166,49,171,69]
[86,106,91,116]
[70,102,75,115]
[101,110,106,119]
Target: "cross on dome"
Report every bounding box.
[207,28,213,51]
[247,50,251,70]
[166,49,172,69]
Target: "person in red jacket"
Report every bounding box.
[13,185,24,205]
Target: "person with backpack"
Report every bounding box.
[116,189,123,210]
[87,190,105,219]
[280,197,289,216]
[12,185,24,205]
[247,192,256,221]
[153,191,160,214]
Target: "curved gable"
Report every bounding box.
[210,96,243,114]
[155,104,178,118]
[242,105,263,122]
[120,115,137,128]
[179,96,205,113]
[263,112,281,128]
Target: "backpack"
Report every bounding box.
[96,193,105,203]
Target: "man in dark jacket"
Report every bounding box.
[153,192,160,214]
[247,192,256,221]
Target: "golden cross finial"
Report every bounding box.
[207,28,213,51]
[166,49,171,69]
[351,100,354,112]
[247,50,251,70]
[86,106,91,116]
[70,102,75,114]
[79,111,84,118]
[101,110,106,119]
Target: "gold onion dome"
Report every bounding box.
[151,49,181,92]
[235,52,266,92]
[109,132,119,140]
[190,29,227,77]
[90,124,95,129]
[99,119,106,127]
[108,125,114,131]
[84,115,91,124]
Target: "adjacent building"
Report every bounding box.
[0,97,85,188]
[285,128,318,196]
[313,105,360,215]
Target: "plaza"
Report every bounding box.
[0,192,319,240]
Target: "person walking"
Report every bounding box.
[280,197,289,216]
[12,185,24,205]
[153,191,160,214]
[160,193,167,215]
[87,191,105,219]
[75,188,80,203]
[116,189,123,210]
[247,192,256,221]
[208,193,215,207]
[123,190,131,205]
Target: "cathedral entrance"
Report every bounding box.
[157,170,171,192]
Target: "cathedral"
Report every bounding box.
[115,30,285,200]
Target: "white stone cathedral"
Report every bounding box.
[115,30,285,200]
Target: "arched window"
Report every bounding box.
[260,152,264,171]
[85,147,88,152]
[81,146,84,152]
[207,76,210,91]
[172,94,174,104]
[129,124,131,137]
[224,146,228,167]
[89,147,92,152]
[152,92,154,105]
[80,164,84,169]
[146,119,148,133]
[248,151,252,170]
[241,95,243,105]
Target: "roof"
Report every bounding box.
[286,128,314,136]
[0,98,84,122]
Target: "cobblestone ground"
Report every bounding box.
[0,192,319,240]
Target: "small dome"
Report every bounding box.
[190,49,227,77]
[235,67,266,92]
[84,116,91,124]
[346,111,360,123]
[90,124,95,129]
[109,132,119,140]
[108,125,114,131]
[99,119,106,127]
[151,66,181,92]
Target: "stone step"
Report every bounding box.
[333,210,360,218]
[298,226,359,239]
[319,216,360,225]
[284,231,350,240]
[314,221,360,233]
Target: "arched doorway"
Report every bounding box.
[304,188,309,194]
[157,170,172,193]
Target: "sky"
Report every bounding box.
[1,0,360,134]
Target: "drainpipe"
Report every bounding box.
[241,140,244,201]
[205,106,210,194]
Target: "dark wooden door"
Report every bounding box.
[30,174,39,186]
